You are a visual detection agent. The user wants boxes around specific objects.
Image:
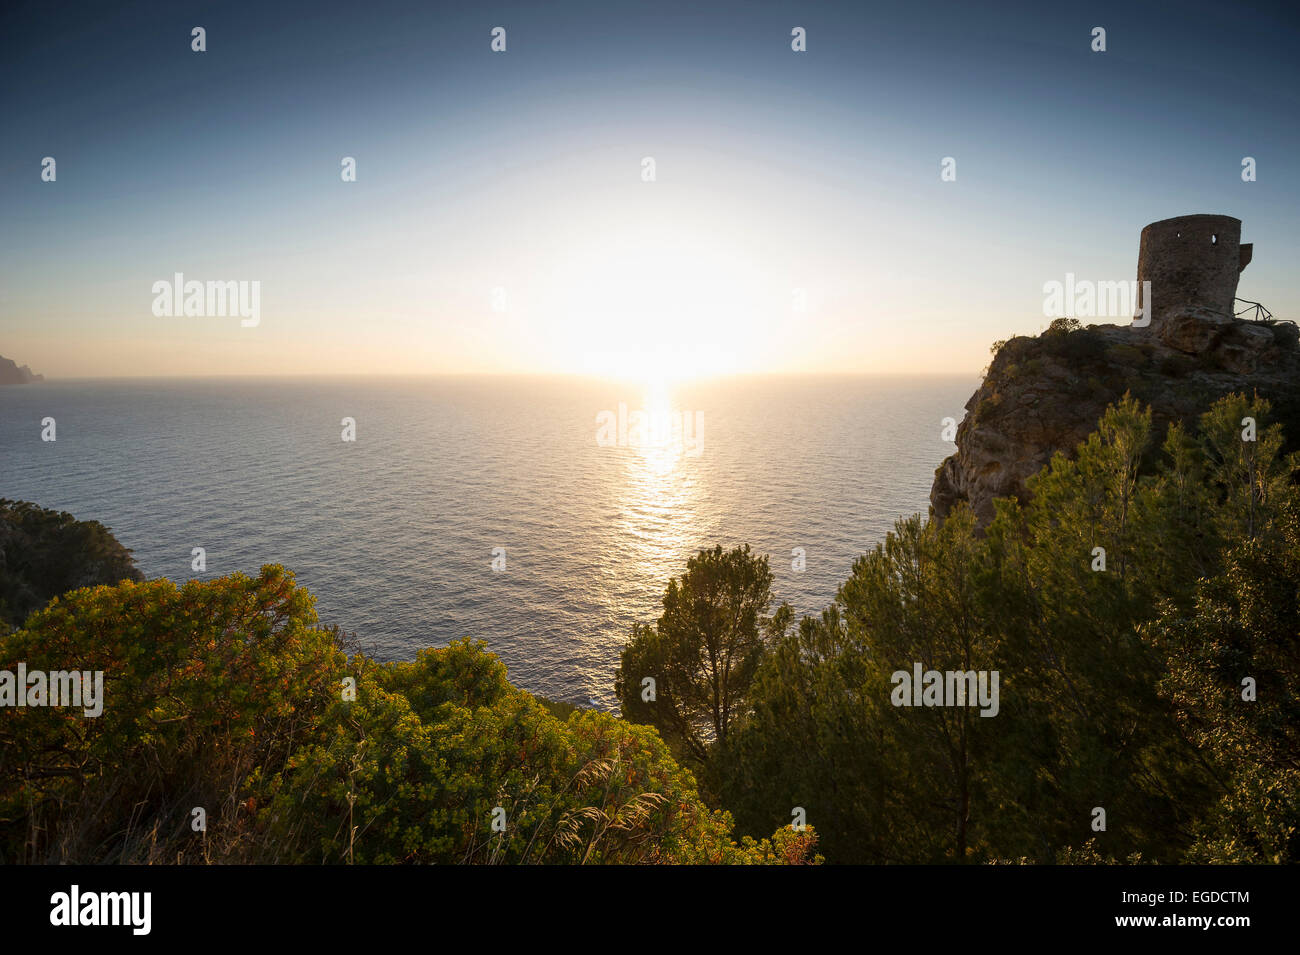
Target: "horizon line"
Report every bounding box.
[5,369,983,384]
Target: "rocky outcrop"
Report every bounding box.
[0,355,44,384]
[933,213,1298,526]
[931,314,1300,526]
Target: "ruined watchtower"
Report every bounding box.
[1135,214,1252,331]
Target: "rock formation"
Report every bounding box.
[0,354,44,384]
[932,215,1299,525]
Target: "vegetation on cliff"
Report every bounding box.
[708,392,1298,863]
[0,499,143,630]
[0,567,817,864]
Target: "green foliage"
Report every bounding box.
[615,545,791,766]
[1038,326,1106,362]
[0,499,143,630]
[0,571,815,865]
[260,639,818,864]
[1045,317,1082,335]
[720,392,1299,864]
[710,604,889,860]
[718,510,1006,863]
[1151,501,1300,862]
[1196,393,1292,542]
[980,395,1212,861]
[0,565,345,862]
[1049,839,1147,865]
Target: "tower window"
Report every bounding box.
[1212,234,1218,244]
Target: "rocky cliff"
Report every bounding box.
[931,312,1300,525]
[0,354,44,384]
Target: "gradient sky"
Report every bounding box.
[2,0,1298,378]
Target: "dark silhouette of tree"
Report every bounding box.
[616,544,791,765]
[0,499,143,630]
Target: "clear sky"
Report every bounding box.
[2,0,1298,379]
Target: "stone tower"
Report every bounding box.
[1135,214,1251,332]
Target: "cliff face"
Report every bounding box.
[931,312,1300,526]
[0,355,44,384]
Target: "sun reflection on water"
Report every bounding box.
[615,378,702,605]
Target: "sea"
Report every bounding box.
[0,375,975,707]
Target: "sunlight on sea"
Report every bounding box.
[1,374,976,706]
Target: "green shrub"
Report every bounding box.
[1045,317,1082,335]
[0,565,346,863]
[0,574,818,865]
[257,639,818,864]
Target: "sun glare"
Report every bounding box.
[542,224,770,382]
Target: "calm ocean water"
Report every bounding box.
[1,375,974,706]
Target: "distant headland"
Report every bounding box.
[0,355,44,385]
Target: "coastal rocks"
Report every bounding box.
[930,318,1300,526]
[1214,322,1278,375]
[1149,306,1280,373]
[1157,306,1233,354]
